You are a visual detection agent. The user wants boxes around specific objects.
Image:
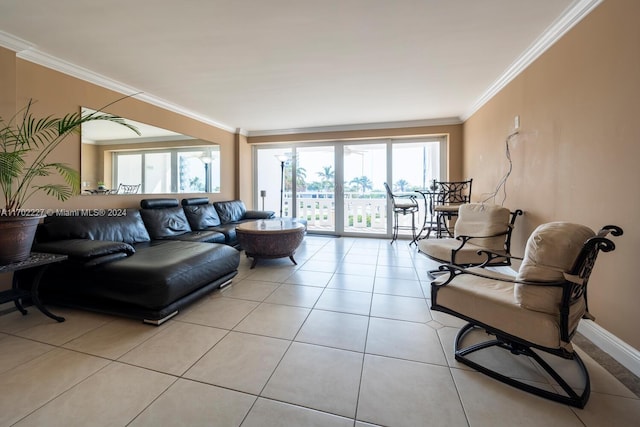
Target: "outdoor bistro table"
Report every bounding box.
[0,252,68,322]
[236,218,306,269]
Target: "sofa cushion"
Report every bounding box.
[209,223,238,245]
[140,198,180,209]
[159,230,226,244]
[140,206,192,239]
[183,203,222,229]
[34,239,135,259]
[214,200,247,223]
[514,222,595,314]
[93,241,240,309]
[39,210,151,244]
[244,210,276,220]
[181,197,210,206]
[40,240,240,314]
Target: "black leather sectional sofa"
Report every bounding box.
[33,199,275,324]
[141,197,276,247]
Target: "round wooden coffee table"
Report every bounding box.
[236,218,306,268]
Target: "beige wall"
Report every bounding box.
[0,47,15,121]
[463,0,640,350]
[237,133,253,203]
[2,55,239,209]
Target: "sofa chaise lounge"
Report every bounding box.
[31,199,275,324]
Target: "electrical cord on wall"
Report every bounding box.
[481,130,519,206]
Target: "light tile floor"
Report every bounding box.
[0,235,639,426]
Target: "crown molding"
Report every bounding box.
[1,38,237,134]
[247,117,462,137]
[0,30,33,52]
[462,0,603,121]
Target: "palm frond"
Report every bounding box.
[1,97,139,211]
[51,163,81,194]
[34,184,75,202]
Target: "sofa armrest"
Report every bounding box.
[33,239,135,266]
[244,210,276,220]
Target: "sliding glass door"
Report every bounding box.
[296,146,336,233]
[343,143,387,235]
[254,137,445,238]
[391,140,442,237]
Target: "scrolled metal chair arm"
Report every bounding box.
[476,250,522,267]
[430,264,465,287]
[436,262,571,289]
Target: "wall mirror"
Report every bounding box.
[81,107,220,195]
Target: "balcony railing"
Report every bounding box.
[282,192,426,235]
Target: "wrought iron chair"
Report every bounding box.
[430,179,473,238]
[113,183,141,195]
[418,203,523,278]
[384,182,419,244]
[431,222,622,408]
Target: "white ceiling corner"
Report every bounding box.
[462,0,603,121]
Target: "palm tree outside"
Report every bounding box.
[349,176,373,195]
[317,165,335,191]
[395,179,409,192]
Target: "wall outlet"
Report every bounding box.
[514,115,520,130]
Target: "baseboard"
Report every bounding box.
[577,320,640,378]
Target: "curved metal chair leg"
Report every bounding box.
[454,323,590,408]
[390,212,399,244]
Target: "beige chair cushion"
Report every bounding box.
[419,203,511,264]
[394,199,417,210]
[434,273,585,349]
[419,238,506,265]
[418,239,487,265]
[454,203,511,251]
[434,205,460,213]
[514,222,595,315]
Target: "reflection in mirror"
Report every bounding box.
[81,108,220,195]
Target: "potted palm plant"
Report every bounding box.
[0,99,139,264]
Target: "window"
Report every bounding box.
[111,146,220,193]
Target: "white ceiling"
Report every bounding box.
[80,108,190,144]
[0,0,597,135]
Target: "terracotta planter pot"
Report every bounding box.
[0,215,43,265]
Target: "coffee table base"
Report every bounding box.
[236,219,306,269]
[245,252,298,269]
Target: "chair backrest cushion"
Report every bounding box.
[454,203,511,251]
[515,222,595,314]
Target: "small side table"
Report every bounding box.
[0,252,68,322]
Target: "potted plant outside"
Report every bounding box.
[0,99,139,264]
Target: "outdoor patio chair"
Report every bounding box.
[384,182,419,244]
[430,222,622,408]
[418,203,523,277]
[430,179,473,238]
